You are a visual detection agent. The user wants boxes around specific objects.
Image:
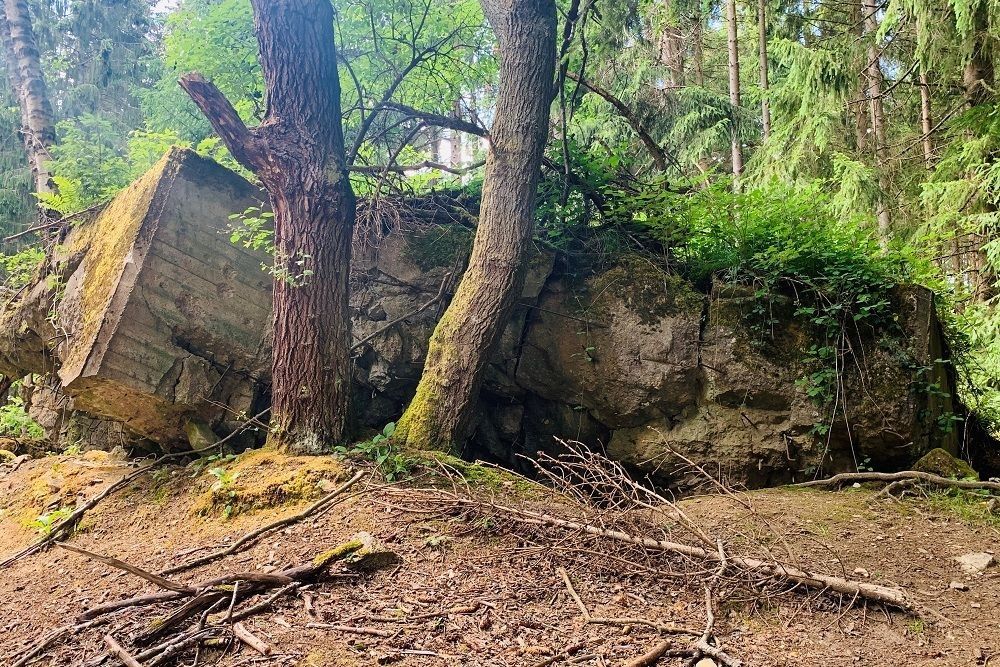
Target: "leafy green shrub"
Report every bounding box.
[336,422,412,482]
[30,506,73,535]
[0,246,44,289]
[0,396,44,439]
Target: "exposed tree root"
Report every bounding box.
[793,471,1000,493]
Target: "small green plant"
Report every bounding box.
[187,452,237,476]
[926,488,1000,529]
[208,466,241,519]
[336,422,412,482]
[31,506,74,536]
[0,246,44,290]
[0,395,44,439]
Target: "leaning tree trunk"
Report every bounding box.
[725,0,743,184]
[2,0,55,196]
[180,0,355,454]
[394,0,556,452]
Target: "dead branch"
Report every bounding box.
[558,564,738,666]
[794,471,1000,493]
[351,159,485,176]
[57,542,193,594]
[565,72,679,172]
[15,535,397,667]
[231,622,271,656]
[81,591,188,621]
[624,639,673,667]
[104,633,144,667]
[414,490,914,613]
[160,469,366,575]
[351,274,452,353]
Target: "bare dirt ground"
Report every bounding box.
[0,451,997,667]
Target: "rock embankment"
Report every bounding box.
[2,148,962,487]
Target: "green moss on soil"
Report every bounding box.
[415,451,541,497]
[192,448,346,518]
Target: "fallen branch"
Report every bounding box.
[624,638,673,667]
[793,471,1000,494]
[421,493,915,612]
[104,633,144,667]
[57,542,193,594]
[232,622,271,655]
[558,565,738,666]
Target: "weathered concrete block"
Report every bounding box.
[52,148,271,446]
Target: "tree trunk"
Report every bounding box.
[963,2,994,107]
[919,70,934,167]
[725,0,743,183]
[180,0,356,454]
[758,0,771,140]
[862,0,891,240]
[692,10,705,87]
[2,0,55,196]
[657,24,684,89]
[394,0,556,452]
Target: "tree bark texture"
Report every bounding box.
[2,0,55,196]
[725,0,743,182]
[180,0,355,454]
[963,2,995,107]
[919,70,934,167]
[657,24,684,89]
[692,12,705,87]
[862,0,891,240]
[394,0,556,452]
[758,0,771,140]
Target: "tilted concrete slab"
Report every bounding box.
[52,147,271,446]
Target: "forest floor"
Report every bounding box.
[0,450,998,667]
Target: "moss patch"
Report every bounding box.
[414,451,541,497]
[192,448,346,518]
[912,448,977,479]
[585,256,704,325]
[60,154,171,378]
[402,225,472,271]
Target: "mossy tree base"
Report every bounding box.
[392,0,556,453]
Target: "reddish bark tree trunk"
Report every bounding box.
[758,0,771,140]
[394,0,556,451]
[180,0,355,454]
